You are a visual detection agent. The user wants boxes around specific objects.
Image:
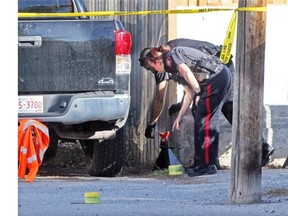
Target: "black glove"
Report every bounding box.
[168,102,182,115]
[145,123,156,138]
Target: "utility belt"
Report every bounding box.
[206,44,233,65]
[198,59,223,74]
[191,58,224,85]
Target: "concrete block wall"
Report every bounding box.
[170,105,288,168]
[262,105,288,159]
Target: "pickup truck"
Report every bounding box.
[18,0,132,177]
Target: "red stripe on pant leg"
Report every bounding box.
[205,84,212,164]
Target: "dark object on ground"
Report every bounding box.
[282,157,288,169]
[262,144,275,166]
[153,132,182,170]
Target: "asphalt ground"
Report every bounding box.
[18,168,288,216]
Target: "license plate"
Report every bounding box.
[18,96,44,113]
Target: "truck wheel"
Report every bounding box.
[81,129,127,177]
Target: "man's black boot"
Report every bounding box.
[187,164,217,177]
[215,158,221,170]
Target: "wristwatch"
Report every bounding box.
[148,122,156,127]
[195,90,202,96]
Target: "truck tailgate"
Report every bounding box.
[18,20,116,93]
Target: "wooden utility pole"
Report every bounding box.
[229,0,267,203]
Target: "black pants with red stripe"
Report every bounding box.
[221,61,234,124]
[193,66,232,165]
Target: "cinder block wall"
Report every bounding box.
[170,105,288,168]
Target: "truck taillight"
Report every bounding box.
[115,30,131,94]
[115,30,132,55]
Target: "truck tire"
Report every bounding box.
[44,128,59,160]
[81,129,127,177]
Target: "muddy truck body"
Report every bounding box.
[18,0,132,177]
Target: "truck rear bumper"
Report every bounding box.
[18,93,130,126]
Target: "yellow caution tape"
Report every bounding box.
[18,6,267,64]
[18,8,233,18]
[219,11,237,64]
[219,6,266,64]
[236,6,267,12]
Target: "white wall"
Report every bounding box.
[176,5,288,105]
[264,5,288,105]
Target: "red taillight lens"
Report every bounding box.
[115,30,132,55]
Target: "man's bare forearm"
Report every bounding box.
[149,98,165,125]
